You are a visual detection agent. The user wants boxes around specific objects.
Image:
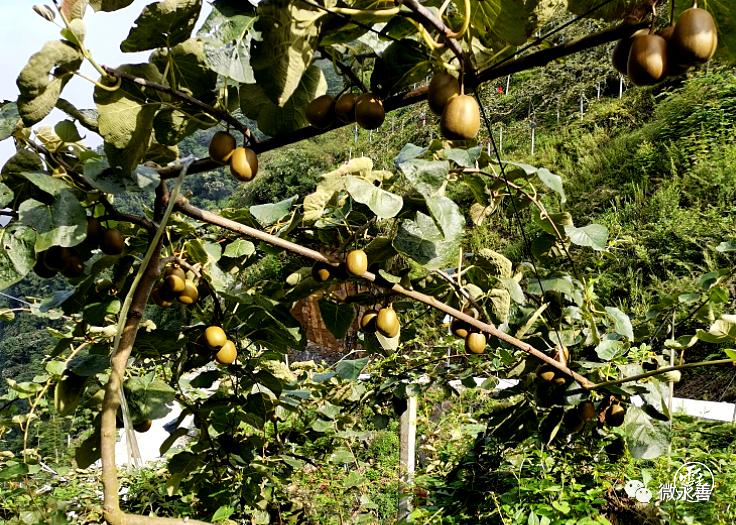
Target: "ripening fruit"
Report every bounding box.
[306,94,335,129]
[208,131,237,163]
[360,309,379,332]
[100,228,125,255]
[465,332,487,354]
[578,400,597,421]
[61,253,85,278]
[204,326,228,349]
[165,265,186,280]
[86,217,103,244]
[605,404,626,427]
[178,280,199,305]
[345,249,368,277]
[376,306,400,338]
[152,286,174,308]
[134,419,152,433]
[311,262,332,282]
[334,93,358,123]
[428,72,460,115]
[229,147,258,182]
[355,94,385,130]
[450,318,470,338]
[440,94,480,140]
[33,258,57,279]
[215,340,237,365]
[657,26,690,77]
[165,274,186,293]
[671,8,718,65]
[627,34,668,86]
[611,29,649,74]
[536,364,556,382]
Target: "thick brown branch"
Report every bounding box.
[176,199,594,388]
[101,65,256,145]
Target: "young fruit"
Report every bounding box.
[605,403,626,427]
[152,286,174,308]
[627,34,668,86]
[165,265,186,280]
[376,306,400,338]
[164,273,186,293]
[671,7,718,65]
[311,262,332,282]
[611,29,649,74]
[334,93,358,123]
[100,228,125,255]
[134,419,152,433]
[440,94,480,140]
[345,249,368,277]
[428,72,460,115]
[43,246,72,272]
[215,340,237,365]
[465,332,487,354]
[305,94,335,129]
[204,326,228,349]
[355,94,385,130]
[450,318,470,338]
[178,280,199,305]
[360,309,379,332]
[229,147,258,182]
[578,400,597,421]
[536,364,556,382]
[208,131,237,163]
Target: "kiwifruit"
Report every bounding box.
[133,419,152,433]
[165,274,186,293]
[165,265,186,281]
[360,309,379,332]
[578,400,597,421]
[100,228,125,255]
[376,306,400,338]
[671,7,718,65]
[536,364,556,382]
[43,246,72,272]
[33,258,57,279]
[605,404,626,427]
[178,280,199,305]
[215,340,237,365]
[611,29,649,74]
[306,94,335,129]
[657,26,690,77]
[355,94,385,130]
[229,147,258,182]
[450,318,471,338]
[563,409,585,434]
[86,217,103,244]
[152,286,174,308]
[465,332,487,354]
[204,326,228,349]
[345,249,368,277]
[440,94,480,140]
[208,131,237,163]
[428,72,460,115]
[334,93,358,123]
[61,253,85,278]
[627,34,668,86]
[311,262,332,282]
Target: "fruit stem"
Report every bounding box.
[446,0,471,39]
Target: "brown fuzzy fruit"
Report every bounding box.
[33,258,57,279]
[611,29,649,74]
[605,404,626,427]
[204,326,228,349]
[86,217,103,244]
[311,262,332,282]
[229,147,258,182]
[165,274,186,293]
[360,309,379,332]
[165,265,186,280]
[345,249,368,277]
[355,94,385,130]
[563,409,585,434]
[134,419,152,433]
[178,280,199,305]
[657,26,690,77]
[428,72,460,115]
[61,253,85,278]
[376,306,400,338]
[578,400,597,421]
[465,332,487,354]
[450,318,470,338]
[440,94,480,140]
[208,131,237,163]
[100,228,124,255]
[334,93,358,123]
[152,286,174,308]
[215,340,237,365]
[536,364,556,382]
[627,34,668,86]
[305,95,335,129]
[672,7,718,65]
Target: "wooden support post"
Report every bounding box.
[531,126,536,157]
[398,395,417,520]
[499,126,503,156]
[506,75,511,95]
[619,75,624,98]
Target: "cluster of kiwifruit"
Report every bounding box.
[33,216,125,280]
[311,248,368,284]
[201,325,238,365]
[613,7,718,86]
[306,92,385,131]
[151,264,199,307]
[449,308,487,354]
[208,131,258,182]
[360,305,400,338]
[428,72,480,141]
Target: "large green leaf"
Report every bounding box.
[121,0,202,52]
[624,405,670,459]
[239,64,328,136]
[18,191,87,252]
[94,64,162,174]
[345,176,403,220]
[251,0,325,106]
[318,299,356,340]
[0,102,20,141]
[83,156,160,193]
[605,307,634,341]
[151,38,217,102]
[302,157,373,221]
[0,183,12,208]
[370,39,429,98]
[250,195,298,227]
[457,0,539,47]
[564,223,608,251]
[394,211,462,269]
[125,374,176,420]
[0,225,36,290]
[198,1,257,83]
[16,40,83,125]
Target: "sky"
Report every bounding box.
[0,0,211,165]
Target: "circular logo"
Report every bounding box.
[624,479,644,498]
[674,462,715,502]
[635,487,653,503]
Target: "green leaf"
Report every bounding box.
[0,462,29,481]
[0,102,20,141]
[624,405,670,459]
[75,425,101,468]
[394,211,463,270]
[84,156,160,194]
[121,0,202,52]
[319,299,356,340]
[54,371,87,416]
[0,183,13,208]
[212,505,235,522]
[54,119,82,142]
[20,171,70,195]
[567,0,653,21]
[370,39,429,98]
[595,338,626,361]
[18,191,87,252]
[199,4,256,83]
[564,223,608,251]
[159,427,189,456]
[250,195,298,226]
[0,226,36,290]
[223,239,255,258]
[125,375,176,420]
[444,147,482,168]
[345,176,403,219]
[89,0,135,11]
[335,358,369,381]
[151,38,217,102]
[605,307,634,341]
[398,159,449,196]
[250,0,324,106]
[458,0,537,46]
[16,40,83,125]
[499,277,525,304]
[536,168,566,203]
[716,240,736,252]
